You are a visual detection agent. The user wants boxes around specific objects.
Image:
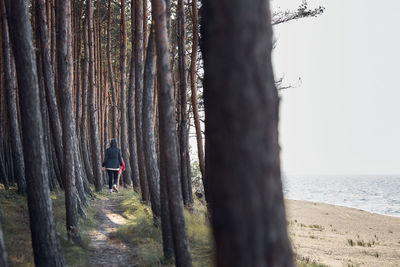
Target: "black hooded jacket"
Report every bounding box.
[102,138,123,170]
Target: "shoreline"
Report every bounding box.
[285,197,400,219]
[285,199,400,266]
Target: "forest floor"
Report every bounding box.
[88,194,137,266]
[1,186,333,267]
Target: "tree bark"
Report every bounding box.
[80,15,94,184]
[1,0,26,195]
[35,0,65,184]
[143,0,148,54]
[177,0,192,205]
[0,214,7,267]
[189,0,206,197]
[159,129,174,260]
[87,0,103,191]
[135,0,150,201]
[142,27,161,217]
[5,0,66,265]
[201,1,294,266]
[151,0,192,265]
[119,0,132,187]
[57,0,81,242]
[107,0,118,140]
[74,2,84,138]
[128,0,141,190]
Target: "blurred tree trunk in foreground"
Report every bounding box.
[201,0,294,266]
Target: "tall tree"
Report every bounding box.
[35,0,65,185]
[80,15,94,184]
[158,0,174,260]
[151,0,192,265]
[128,0,141,190]
[189,0,206,197]
[87,0,103,191]
[0,213,7,267]
[119,0,132,186]
[201,0,294,266]
[142,27,161,218]
[135,0,150,201]
[57,0,81,242]
[1,0,26,195]
[4,0,66,265]
[177,0,192,205]
[143,0,148,53]
[107,0,118,140]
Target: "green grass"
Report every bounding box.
[111,190,214,266]
[0,186,97,266]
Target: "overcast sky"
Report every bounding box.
[272,0,400,175]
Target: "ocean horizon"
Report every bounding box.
[282,174,400,218]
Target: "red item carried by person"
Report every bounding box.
[119,158,125,175]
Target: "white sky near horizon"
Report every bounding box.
[272,0,400,175]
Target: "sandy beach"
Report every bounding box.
[285,200,400,266]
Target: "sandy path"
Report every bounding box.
[89,197,137,267]
[286,199,400,267]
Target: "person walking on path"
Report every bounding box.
[102,138,123,193]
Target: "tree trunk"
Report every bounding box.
[135,0,150,201]
[1,0,26,195]
[200,1,294,266]
[142,27,161,217]
[0,214,7,267]
[119,0,132,187]
[151,0,192,265]
[189,0,206,197]
[128,0,141,190]
[81,16,94,184]
[36,33,54,191]
[159,129,174,260]
[35,0,65,185]
[177,0,192,205]
[143,0,148,55]
[107,0,118,140]
[74,2,84,139]
[87,0,103,191]
[57,0,81,242]
[5,0,66,265]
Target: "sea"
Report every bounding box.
[281,175,400,218]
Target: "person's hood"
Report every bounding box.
[110,138,117,147]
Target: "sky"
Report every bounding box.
[272,0,400,175]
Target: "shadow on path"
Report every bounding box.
[89,196,137,267]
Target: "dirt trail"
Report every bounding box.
[89,196,137,267]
